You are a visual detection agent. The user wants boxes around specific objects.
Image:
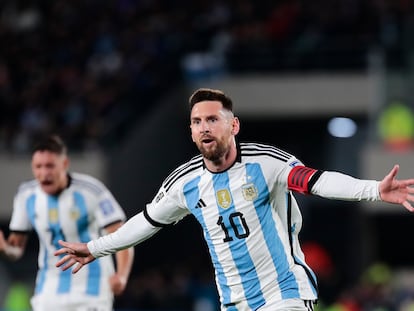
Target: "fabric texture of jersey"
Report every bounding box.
[9,172,126,306]
[145,142,318,309]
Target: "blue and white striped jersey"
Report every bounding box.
[9,172,126,303]
[146,142,318,309]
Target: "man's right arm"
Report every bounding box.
[55,211,162,273]
[88,212,161,258]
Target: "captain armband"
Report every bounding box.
[287,166,323,194]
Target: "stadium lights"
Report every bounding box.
[327,117,357,138]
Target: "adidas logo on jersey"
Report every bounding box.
[196,199,206,209]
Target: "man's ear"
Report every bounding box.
[232,117,240,135]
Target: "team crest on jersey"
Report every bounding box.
[242,183,258,201]
[48,208,59,223]
[216,189,232,209]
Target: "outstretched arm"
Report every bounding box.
[55,212,161,273]
[379,164,414,212]
[308,165,414,212]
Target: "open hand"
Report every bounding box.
[379,165,414,212]
[54,240,96,273]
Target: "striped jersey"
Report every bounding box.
[9,172,126,303]
[145,142,318,309]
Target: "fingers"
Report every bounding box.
[54,240,88,274]
[392,164,399,175]
[54,247,74,256]
[72,262,84,274]
[58,239,70,248]
[56,254,76,269]
[385,164,398,180]
[401,179,414,187]
[403,201,414,212]
[55,255,86,273]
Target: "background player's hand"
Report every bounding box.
[0,230,6,253]
[379,164,414,212]
[109,273,128,296]
[0,230,25,260]
[54,240,96,273]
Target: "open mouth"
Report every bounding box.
[201,138,216,148]
[201,134,214,144]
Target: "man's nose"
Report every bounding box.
[201,121,210,132]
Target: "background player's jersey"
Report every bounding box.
[146,142,318,309]
[9,172,126,303]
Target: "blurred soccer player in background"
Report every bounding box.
[55,88,414,311]
[0,135,134,311]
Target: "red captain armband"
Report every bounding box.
[288,166,319,194]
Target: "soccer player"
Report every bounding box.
[0,135,134,311]
[55,88,414,311]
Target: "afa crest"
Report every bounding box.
[242,183,258,201]
[216,189,232,209]
[48,208,59,223]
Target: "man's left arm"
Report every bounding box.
[289,164,414,212]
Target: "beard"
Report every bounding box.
[197,138,228,162]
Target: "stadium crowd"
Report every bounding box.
[0,0,411,152]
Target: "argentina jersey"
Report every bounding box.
[146,142,318,309]
[9,172,126,302]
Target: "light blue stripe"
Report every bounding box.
[246,163,300,299]
[74,192,100,296]
[47,196,72,294]
[184,177,233,307]
[212,172,264,310]
[26,195,46,295]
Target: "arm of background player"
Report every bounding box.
[105,221,134,296]
[0,230,27,261]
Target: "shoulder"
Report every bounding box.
[162,155,204,192]
[69,172,109,195]
[16,179,38,196]
[239,142,294,163]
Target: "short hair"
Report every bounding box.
[189,88,233,112]
[32,135,67,155]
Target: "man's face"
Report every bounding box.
[31,150,69,195]
[190,100,236,162]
